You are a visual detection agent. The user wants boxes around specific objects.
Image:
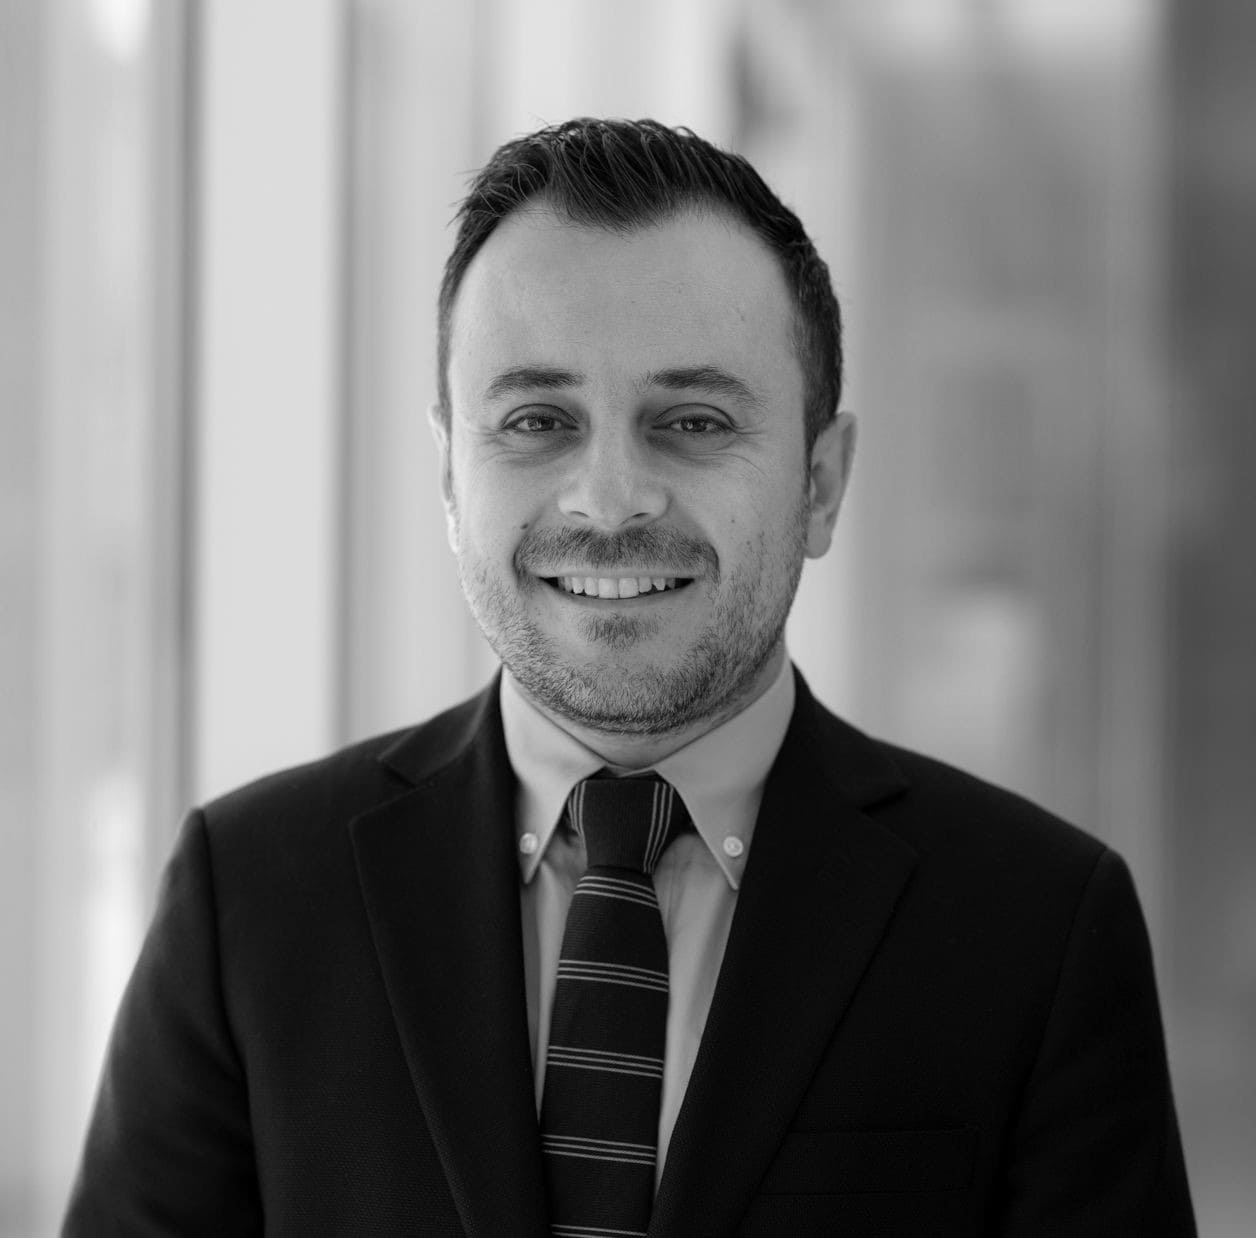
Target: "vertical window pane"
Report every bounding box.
[1,1,190,1231]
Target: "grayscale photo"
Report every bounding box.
[3,1,1252,1235]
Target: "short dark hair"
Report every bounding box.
[436,118,843,453]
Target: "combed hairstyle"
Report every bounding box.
[436,118,843,454]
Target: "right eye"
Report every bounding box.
[505,410,565,433]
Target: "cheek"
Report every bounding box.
[723,493,807,574]
[457,448,547,515]
[451,487,535,573]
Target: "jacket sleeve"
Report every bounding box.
[63,809,263,1236]
[994,847,1195,1236]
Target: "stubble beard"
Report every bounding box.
[454,499,809,738]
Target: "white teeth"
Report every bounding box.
[554,574,688,596]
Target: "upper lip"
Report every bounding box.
[537,569,699,579]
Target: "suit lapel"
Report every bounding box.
[351,682,548,1238]
[349,672,915,1237]
[650,674,918,1238]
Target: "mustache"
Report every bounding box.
[515,526,718,579]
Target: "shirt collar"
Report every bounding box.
[499,656,795,891]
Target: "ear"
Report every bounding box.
[804,411,856,559]
[427,402,459,552]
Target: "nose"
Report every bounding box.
[557,424,668,529]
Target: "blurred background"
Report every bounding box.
[2,0,1253,1232]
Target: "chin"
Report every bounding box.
[535,676,712,738]
[510,639,753,739]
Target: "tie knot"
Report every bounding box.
[565,773,690,874]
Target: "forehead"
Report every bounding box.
[446,205,801,409]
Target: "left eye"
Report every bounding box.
[665,414,728,435]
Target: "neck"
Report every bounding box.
[521,643,788,769]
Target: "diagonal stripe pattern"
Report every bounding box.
[541,772,690,1237]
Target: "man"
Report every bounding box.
[66,118,1194,1236]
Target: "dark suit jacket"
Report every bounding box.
[65,670,1194,1236]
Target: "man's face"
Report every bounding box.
[436,204,850,738]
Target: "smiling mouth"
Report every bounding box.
[543,575,694,599]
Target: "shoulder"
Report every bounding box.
[794,672,1109,890]
[795,682,1148,1008]
[197,680,500,851]
[876,737,1103,865]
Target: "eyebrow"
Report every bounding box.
[480,362,764,409]
[643,365,764,410]
[483,365,582,402]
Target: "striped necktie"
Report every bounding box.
[540,772,690,1238]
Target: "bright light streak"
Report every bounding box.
[81,772,145,1096]
[90,0,151,61]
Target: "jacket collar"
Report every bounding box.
[377,666,909,811]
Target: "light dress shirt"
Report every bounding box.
[499,655,796,1184]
